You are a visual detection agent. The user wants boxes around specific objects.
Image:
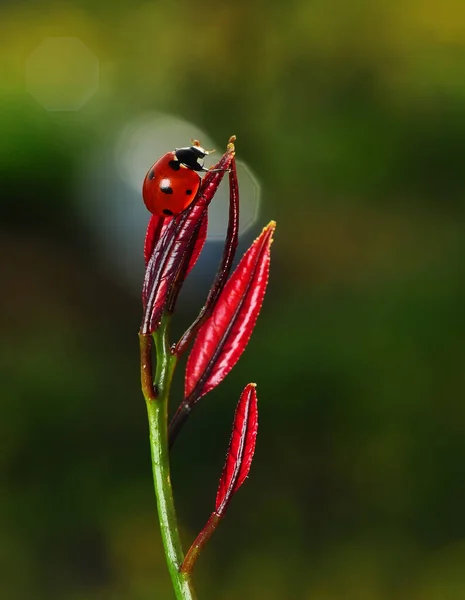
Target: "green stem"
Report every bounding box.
[139,319,197,600]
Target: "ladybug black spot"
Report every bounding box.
[185,189,192,195]
[163,209,174,216]
[147,169,155,180]
[168,160,181,171]
[160,184,173,195]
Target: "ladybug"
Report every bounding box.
[142,140,216,217]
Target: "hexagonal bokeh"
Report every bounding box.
[25,37,99,111]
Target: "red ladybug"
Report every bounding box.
[142,140,214,217]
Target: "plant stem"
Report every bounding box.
[140,319,197,600]
[181,512,221,575]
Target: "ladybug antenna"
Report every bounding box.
[191,139,215,155]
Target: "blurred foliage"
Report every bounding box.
[1,0,465,598]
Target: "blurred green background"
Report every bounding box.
[2,1,465,598]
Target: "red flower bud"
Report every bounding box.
[169,221,275,442]
[180,383,258,574]
[215,383,258,515]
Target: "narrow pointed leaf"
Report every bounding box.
[141,216,177,309]
[144,213,207,272]
[180,383,258,575]
[141,144,234,334]
[144,214,167,266]
[186,210,208,274]
[166,213,208,314]
[216,383,258,515]
[175,157,240,355]
[184,221,275,401]
[145,210,208,271]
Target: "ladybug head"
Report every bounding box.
[174,141,213,172]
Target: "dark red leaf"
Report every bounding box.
[186,210,208,275]
[141,216,177,309]
[175,156,239,355]
[140,142,235,334]
[144,213,207,271]
[165,212,208,315]
[215,383,258,515]
[184,221,275,401]
[144,214,167,266]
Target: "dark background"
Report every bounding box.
[2,2,465,599]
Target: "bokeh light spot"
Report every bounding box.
[78,113,261,291]
[25,37,99,111]
[114,113,261,239]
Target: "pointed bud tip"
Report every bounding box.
[259,221,276,245]
[227,135,236,153]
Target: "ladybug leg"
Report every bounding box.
[191,159,228,173]
[196,161,230,173]
[189,162,209,172]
